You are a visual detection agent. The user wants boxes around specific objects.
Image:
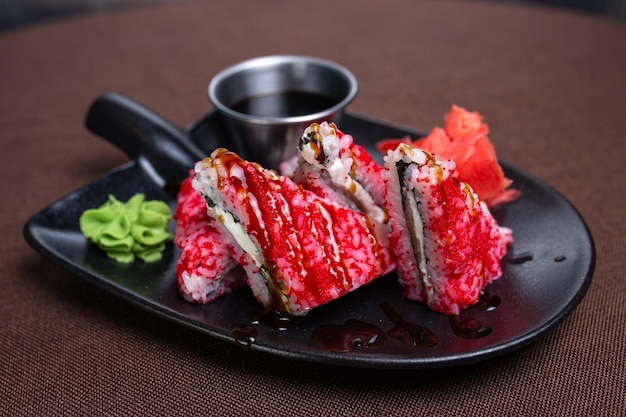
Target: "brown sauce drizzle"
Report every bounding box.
[380,302,438,348]
[233,308,297,347]
[232,325,257,347]
[235,293,501,350]
[243,305,298,329]
[474,291,501,312]
[449,315,492,339]
[252,309,297,331]
[311,320,387,353]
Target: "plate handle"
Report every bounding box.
[85,92,205,183]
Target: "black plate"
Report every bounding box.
[24,93,595,369]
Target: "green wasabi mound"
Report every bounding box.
[79,194,173,263]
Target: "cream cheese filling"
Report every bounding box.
[300,134,387,224]
[212,203,262,266]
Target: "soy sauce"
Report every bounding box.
[230,91,337,118]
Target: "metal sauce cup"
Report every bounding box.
[208,55,358,169]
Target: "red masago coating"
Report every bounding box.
[173,172,241,304]
[193,149,395,316]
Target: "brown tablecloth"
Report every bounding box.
[2,0,625,415]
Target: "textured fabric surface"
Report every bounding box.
[1,0,625,415]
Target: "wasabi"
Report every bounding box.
[79,194,173,263]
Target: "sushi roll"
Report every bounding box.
[384,144,513,315]
[193,148,395,316]
[173,173,242,304]
[289,122,388,224]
